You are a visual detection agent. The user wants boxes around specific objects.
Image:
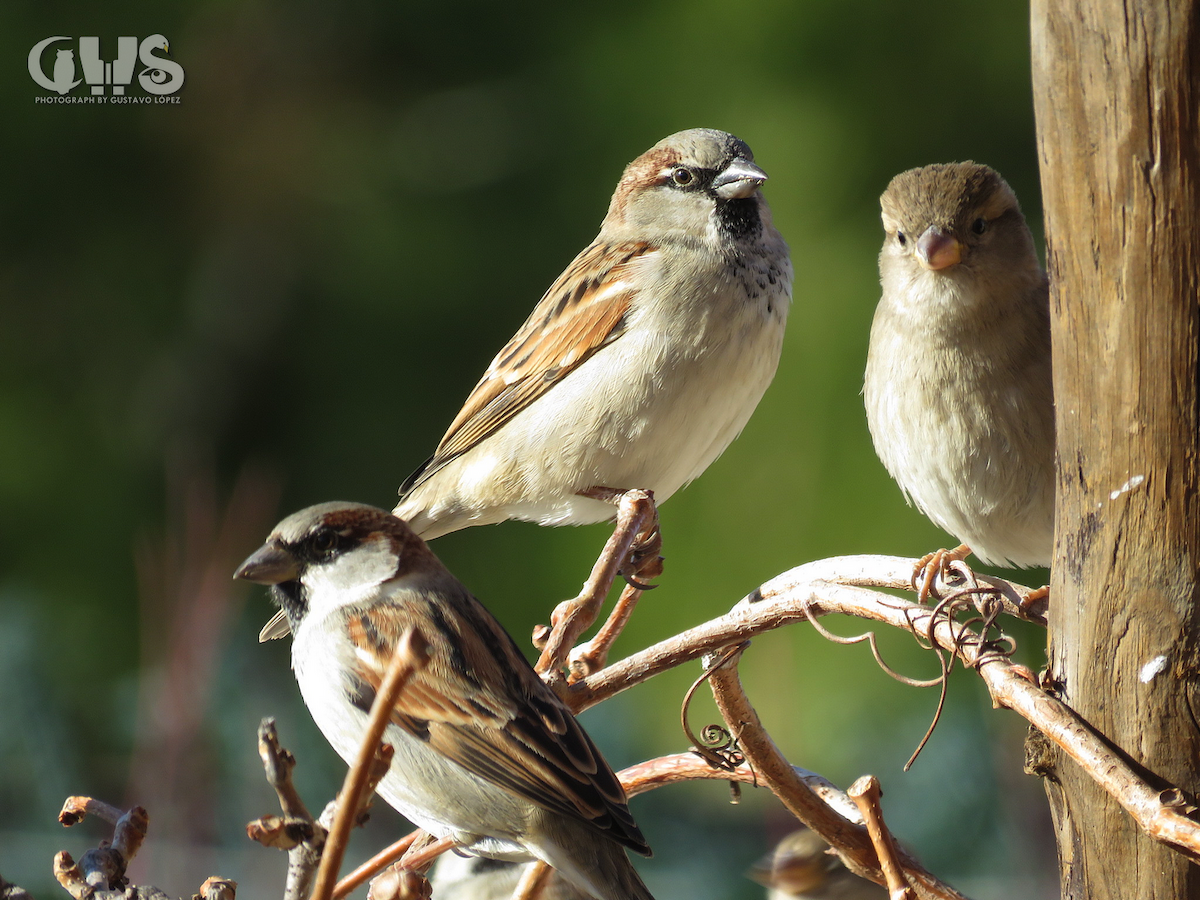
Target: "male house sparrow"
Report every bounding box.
[259,128,791,643]
[236,502,655,900]
[863,162,1054,575]
[748,829,884,900]
[395,127,792,538]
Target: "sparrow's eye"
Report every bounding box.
[671,167,696,187]
[896,231,907,247]
[311,529,338,555]
[971,217,989,235]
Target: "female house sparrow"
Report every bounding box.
[235,502,655,900]
[863,162,1054,574]
[395,128,792,538]
[748,829,884,900]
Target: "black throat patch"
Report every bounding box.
[716,195,762,241]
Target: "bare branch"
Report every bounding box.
[248,719,326,900]
[333,832,421,899]
[849,776,914,900]
[512,861,552,900]
[535,489,657,686]
[258,718,314,822]
[568,576,656,680]
[54,800,201,900]
[617,752,855,811]
[556,554,1200,859]
[704,646,969,900]
[58,796,126,827]
[310,627,431,900]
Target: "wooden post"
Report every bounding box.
[1030,2,1200,897]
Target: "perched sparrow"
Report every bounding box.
[236,502,655,900]
[748,830,885,900]
[258,129,791,644]
[427,854,588,900]
[395,127,792,538]
[863,162,1054,572]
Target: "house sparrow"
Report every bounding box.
[235,502,655,900]
[427,855,589,900]
[863,162,1054,575]
[395,127,792,538]
[259,128,791,644]
[748,829,885,900]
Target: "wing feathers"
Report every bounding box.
[401,241,652,494]
[345,590,650,855]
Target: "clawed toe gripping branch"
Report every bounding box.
[36,552,1200,900]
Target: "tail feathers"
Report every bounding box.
[532,822,655,900]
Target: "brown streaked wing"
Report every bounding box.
[401,241,653,494]
[346,589,650,855]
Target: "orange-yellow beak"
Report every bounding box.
[916,226,962,270]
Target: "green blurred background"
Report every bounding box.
[1,2,1055,897]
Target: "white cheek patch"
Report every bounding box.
[303,536,397,617]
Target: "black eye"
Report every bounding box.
[896,231,907,247]
[311,529,337,555]
[671,167,695,187]
[971,217,988,235]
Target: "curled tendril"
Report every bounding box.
[899,562,1020,769]
[680,644,751,775]
[804,561,1021,771]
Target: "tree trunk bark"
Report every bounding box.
[1030,2,1200,897]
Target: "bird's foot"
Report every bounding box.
[620,518,663,590]
[1020,584,1050,618]
[911,543,972,602]
[534,488,661,685]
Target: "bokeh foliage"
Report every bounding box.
[1,2,1053,897]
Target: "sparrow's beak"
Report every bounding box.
[234,542,300,585]
[916,226,962,270]
[713,157,767,200]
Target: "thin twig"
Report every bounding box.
[617,752,859,817]
[391,834,456,872]
[54,801,182,900]
[333,832,421,899]
[248,720,325,900]
[257,719,314,821]
[511,861,552,900]
[704,644,969,900]
[568,575,657,681]
[535,489,656,686]
[58,796,126,827]
[849,776,914,900]
[310,628,431,900]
